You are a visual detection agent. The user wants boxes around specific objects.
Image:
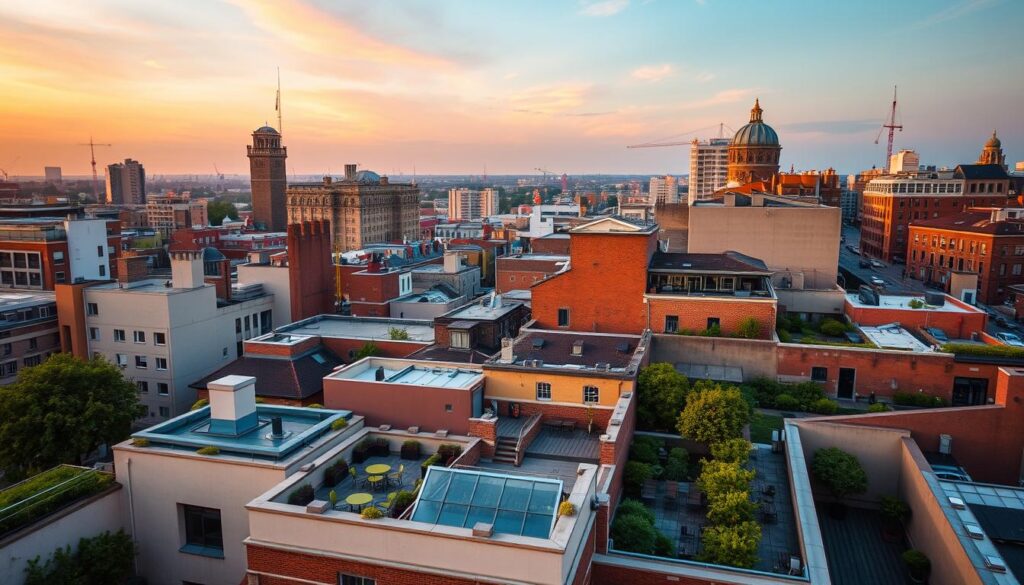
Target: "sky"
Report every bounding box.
[0,0,1021,177]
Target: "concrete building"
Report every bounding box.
[689,137,730,203]
[246,125,288,232]
[889,149,920,173]
[840,187,860,223]
[105,158,145,205]
[43,166,62,184]
[0,217,119,290]
[287,165,418,253]
[410,251,481,299]
[496,253,568,293]
[447,187,497,221]
[648,175,678,206]
[145,193,208,237]
[0,291,60,384]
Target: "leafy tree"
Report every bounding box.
[354,342,379,360]
[616,498,655,525]
[677,383,750,444]
[737,317,762,339]
[623,461,654,498]
[606,195,619,209]
[819,318,849,337]
[697,460,754,498]
[706,490,756,525]
[699,521,762,568]
[812,447,868,502]
[628,435,664,465]
[611,513,657,554]
[710,438,753,465]
[25,530,135,585]
[636,363,690,432]
[206,198,239,226]
[388,327,410,340]
[0,354,143,479]
[663,447,689,481]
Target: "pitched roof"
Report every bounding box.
[649,251,770,274]
[190,347,342,400]
[956,164,1012,180]
[911,211,1024,235]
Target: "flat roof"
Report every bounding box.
[0,290,55,309]
[846,293,976,313]
[411,263,477,274]
[442,295,522,320]
[504,254,570,262]
[859,324,933,352]
[939,480,1024,584]
[330,358,483,389]
[392,289,456,304]
[279,315,435,342]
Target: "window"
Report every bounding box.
[707,317,720,330]
[158,382,169,396]
[450,330,470,349]
[89,327,100,341]
[86,303,98,316]
[339,575,376,585]
[55,271,65,283]
[156,357,168,370]
[28,338,36,350]
[664,315,679,333]
[114,329,126,342]
[115,353,128,368]
[2,361,16,376]
[53,251,64,265]
[98,265,105,277]
[135,355,147,369]
[222,347,228,358]
[23,355,41,367]
[811,367,828,382]
[154,332,166,346]
[2,343,9,356]
[182,505,223,555]
[536,382,552,401]
[159,406,170,418]
[557,308,570,328]
[137,381,149,393]
[583,385,599,403]
[133,331,146,343]
[97,245,104,257]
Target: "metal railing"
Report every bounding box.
[0,465,113,536]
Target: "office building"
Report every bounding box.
[287,165,419,253]
[145,193,208,237]
[43,166,62,184]
[0,217,119,289]
[0,291,60,384]
[447,187,497,221]
[689,137,730,202]
[105,159,146,204]
[247,125,288,232]
[648,175,678,205]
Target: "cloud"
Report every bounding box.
[631,64,674,82]
[579,0,629,17]
[678,88,756,109]
[694,71,715,83]
[908,0,1000,30]
[142,59,165,70]
[508,83,592,115]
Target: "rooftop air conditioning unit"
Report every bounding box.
[939,434,953,455]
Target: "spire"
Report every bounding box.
[750,98,763,123]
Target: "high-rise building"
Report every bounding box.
[447,187,496,220]
[287,164,419,253]
[246,125,288,232]
[689,138,730,203]
[727,99,781,186]
[44,166,62,184]
[648,175,678,205]
[105,159,146,204]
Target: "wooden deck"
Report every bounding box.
[526,427,600,463]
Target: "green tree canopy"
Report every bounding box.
[0,354,143,479]
[699,521,762,568]
[636,363,690,432]
[812,447,868,501]
[697,460,755,498]
[25,530,135,585]
[677,383,750,444]
[206,198,239,226]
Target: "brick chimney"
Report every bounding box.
[117,255,149,285]
[344,164,357,181]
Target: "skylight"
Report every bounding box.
[411,468,562,538]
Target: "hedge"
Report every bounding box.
[941,342,1024,359]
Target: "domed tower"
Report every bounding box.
[247,125,288,232]
[978,130,1006,168]
[727,99,782,186]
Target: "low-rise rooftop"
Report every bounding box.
[329,357,483,389]
[846,293,978,313]
[487,329,647,375]
[278,315,435,343]
[441,293,523,321]
[859,323,933,352]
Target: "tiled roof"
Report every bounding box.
[956,164,1011,180]
[190,348,342,400]
[649,251,770,274]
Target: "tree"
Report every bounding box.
[737,317,762,339]
[706,490,756,525]
[388,327,410,341]
[697,460,754,498]
[636,363,689,432]
[606,195,619,209]
[354,342,379,360]
[699,521,762,568]
[0,354,143,479]
[25,530,135,585]
[710,438,753,465]
[812,447,868,502]
[677,383,750,444]
[623,461,654,498]
[206,198,239,226]
[610,512,658,554]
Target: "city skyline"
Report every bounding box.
[1,0,1021,176]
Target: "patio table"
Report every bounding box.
[368,475,387,490]
[346,492,373,512]
[365,464,391,475]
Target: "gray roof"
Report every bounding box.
[732,121,779,146]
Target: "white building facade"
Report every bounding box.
[689,138,730,203]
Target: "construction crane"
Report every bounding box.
[213,164,224,181]
[0,156,20,181]
[77,137,112,199]
[875,85,902,169]
[627,122,733,149]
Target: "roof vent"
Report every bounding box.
[532,338,545,349]
[375,366,386,381]
[985,555,1007,573]
[270,416,285,439]
[965,523,985,540]
[571,340,584,356]
[949,496,966,510]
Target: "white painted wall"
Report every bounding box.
[64,219,110,282]
[237,264,290,327]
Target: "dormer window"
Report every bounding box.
[450,330,470,349]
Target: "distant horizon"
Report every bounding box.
[1,0,1021,176]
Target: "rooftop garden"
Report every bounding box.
[673,317,766,340]
[776,315,876,348]
[0,465,114,537]
[940,342,1024,359]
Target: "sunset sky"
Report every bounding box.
[0,0,1021,177]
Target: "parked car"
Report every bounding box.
[870,259,885,269]
[925,327,949,343]
[996,331,1024,346]
[870,276,886,286]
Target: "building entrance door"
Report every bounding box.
[837,368,855,399]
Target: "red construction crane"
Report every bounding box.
[874,85,902,169]
[78,137,112,199]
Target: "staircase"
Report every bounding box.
[493,437,517,464]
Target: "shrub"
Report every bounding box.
[437,443,463,463]
[392,490,417,517]
[907,299,926,309]
[745,377,782,408]
[623,461,654,498]
[654,531,675,557]
[372,438,390,457]
[699,521,762,568]
[636,363,690,432]
[819,318,848,337]
[776,328,793,343]
[401,440,422,460]
[711,439,752,465]
[812,447,868,502]
[196,446,220,456]
[774,393,800,410]
[677,383,750,444]
[663,447,689,481]
[867,403,889,413]
[611,513,657,554]
[190,398,208,410]
[617,498,656,525]
[902,549,931,579]
[330,418,348,431]
[881,495,911,524]
[789,381,826,410]
[421,454,442,478]
[361,506,384,519]
[328,490,337,508]
[697,460,755,499]
[941,342,1024,358]
[354,342,379,360]
[737,317,762,339]
[287,483,315,506]
[388,327,410,340]
[706,490,756,525]
[558,501,577,516]
[131,437,150,447]
[353,439,373,463]
[322,459,350,487]
[893,391,947,408]
[307,403,324,409]
[810,398,839,415]
[629,436,664,465]
[699,323,723,337]
[24,530,135,585]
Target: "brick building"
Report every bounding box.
[0,291,60,384]
[908,208,1024,305]
[495,253,568,293]
[247,125,288,232]
[145,193,208,237]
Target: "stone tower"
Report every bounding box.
[978,130,1006,169]
[247,125,288,232]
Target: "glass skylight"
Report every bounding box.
[411,468,562,538]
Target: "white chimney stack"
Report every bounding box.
[500,337,515,363]
[170,249,204,289]
[206,375,259,436]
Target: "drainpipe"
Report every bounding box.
[127,458,139,576]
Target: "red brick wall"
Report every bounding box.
[531,236,571,255]
[0,241,68,290]
[495,256,566,294]
[288,221,337,321]
[348,270,401,305]
[592,559,729,585]
[323,378,476,434]
[600,393,635,549]
[246,544,480,585]
[532,231,657,334]
[844,297,987,339]
[647,296,776,339]
[467,418,496,458]
[243,335,322,358]
[492,399,614,431]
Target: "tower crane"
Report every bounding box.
[626,122,733,149]
[213,164,224,180]
[77,138,112,199]
[1,156,21,181]
[874,85,902,169]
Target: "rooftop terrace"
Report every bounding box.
[278,315,435,343]
[846,293,977,313]
[330,358,483,389]
[0,465,115,538]
[859,324,933,352]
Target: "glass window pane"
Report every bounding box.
[472,476,505,507]
[499,479,532,510]
[528,483,559,514]
[494,510,525,535]
[438,503,469,526]
[523,513,552,538]
[421,470,451,501]
[464,506,496,528]
[446,473,478,505]
[412,500,442,524]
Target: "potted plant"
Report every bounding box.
[373,438,391,457]
[880,496,911,542]
[902,549,930,584]
[401,440,422,460]
[352,439,372,463]
[323,459,349,487]
[287,484,315,506]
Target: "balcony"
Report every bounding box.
[647,274,774,299]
